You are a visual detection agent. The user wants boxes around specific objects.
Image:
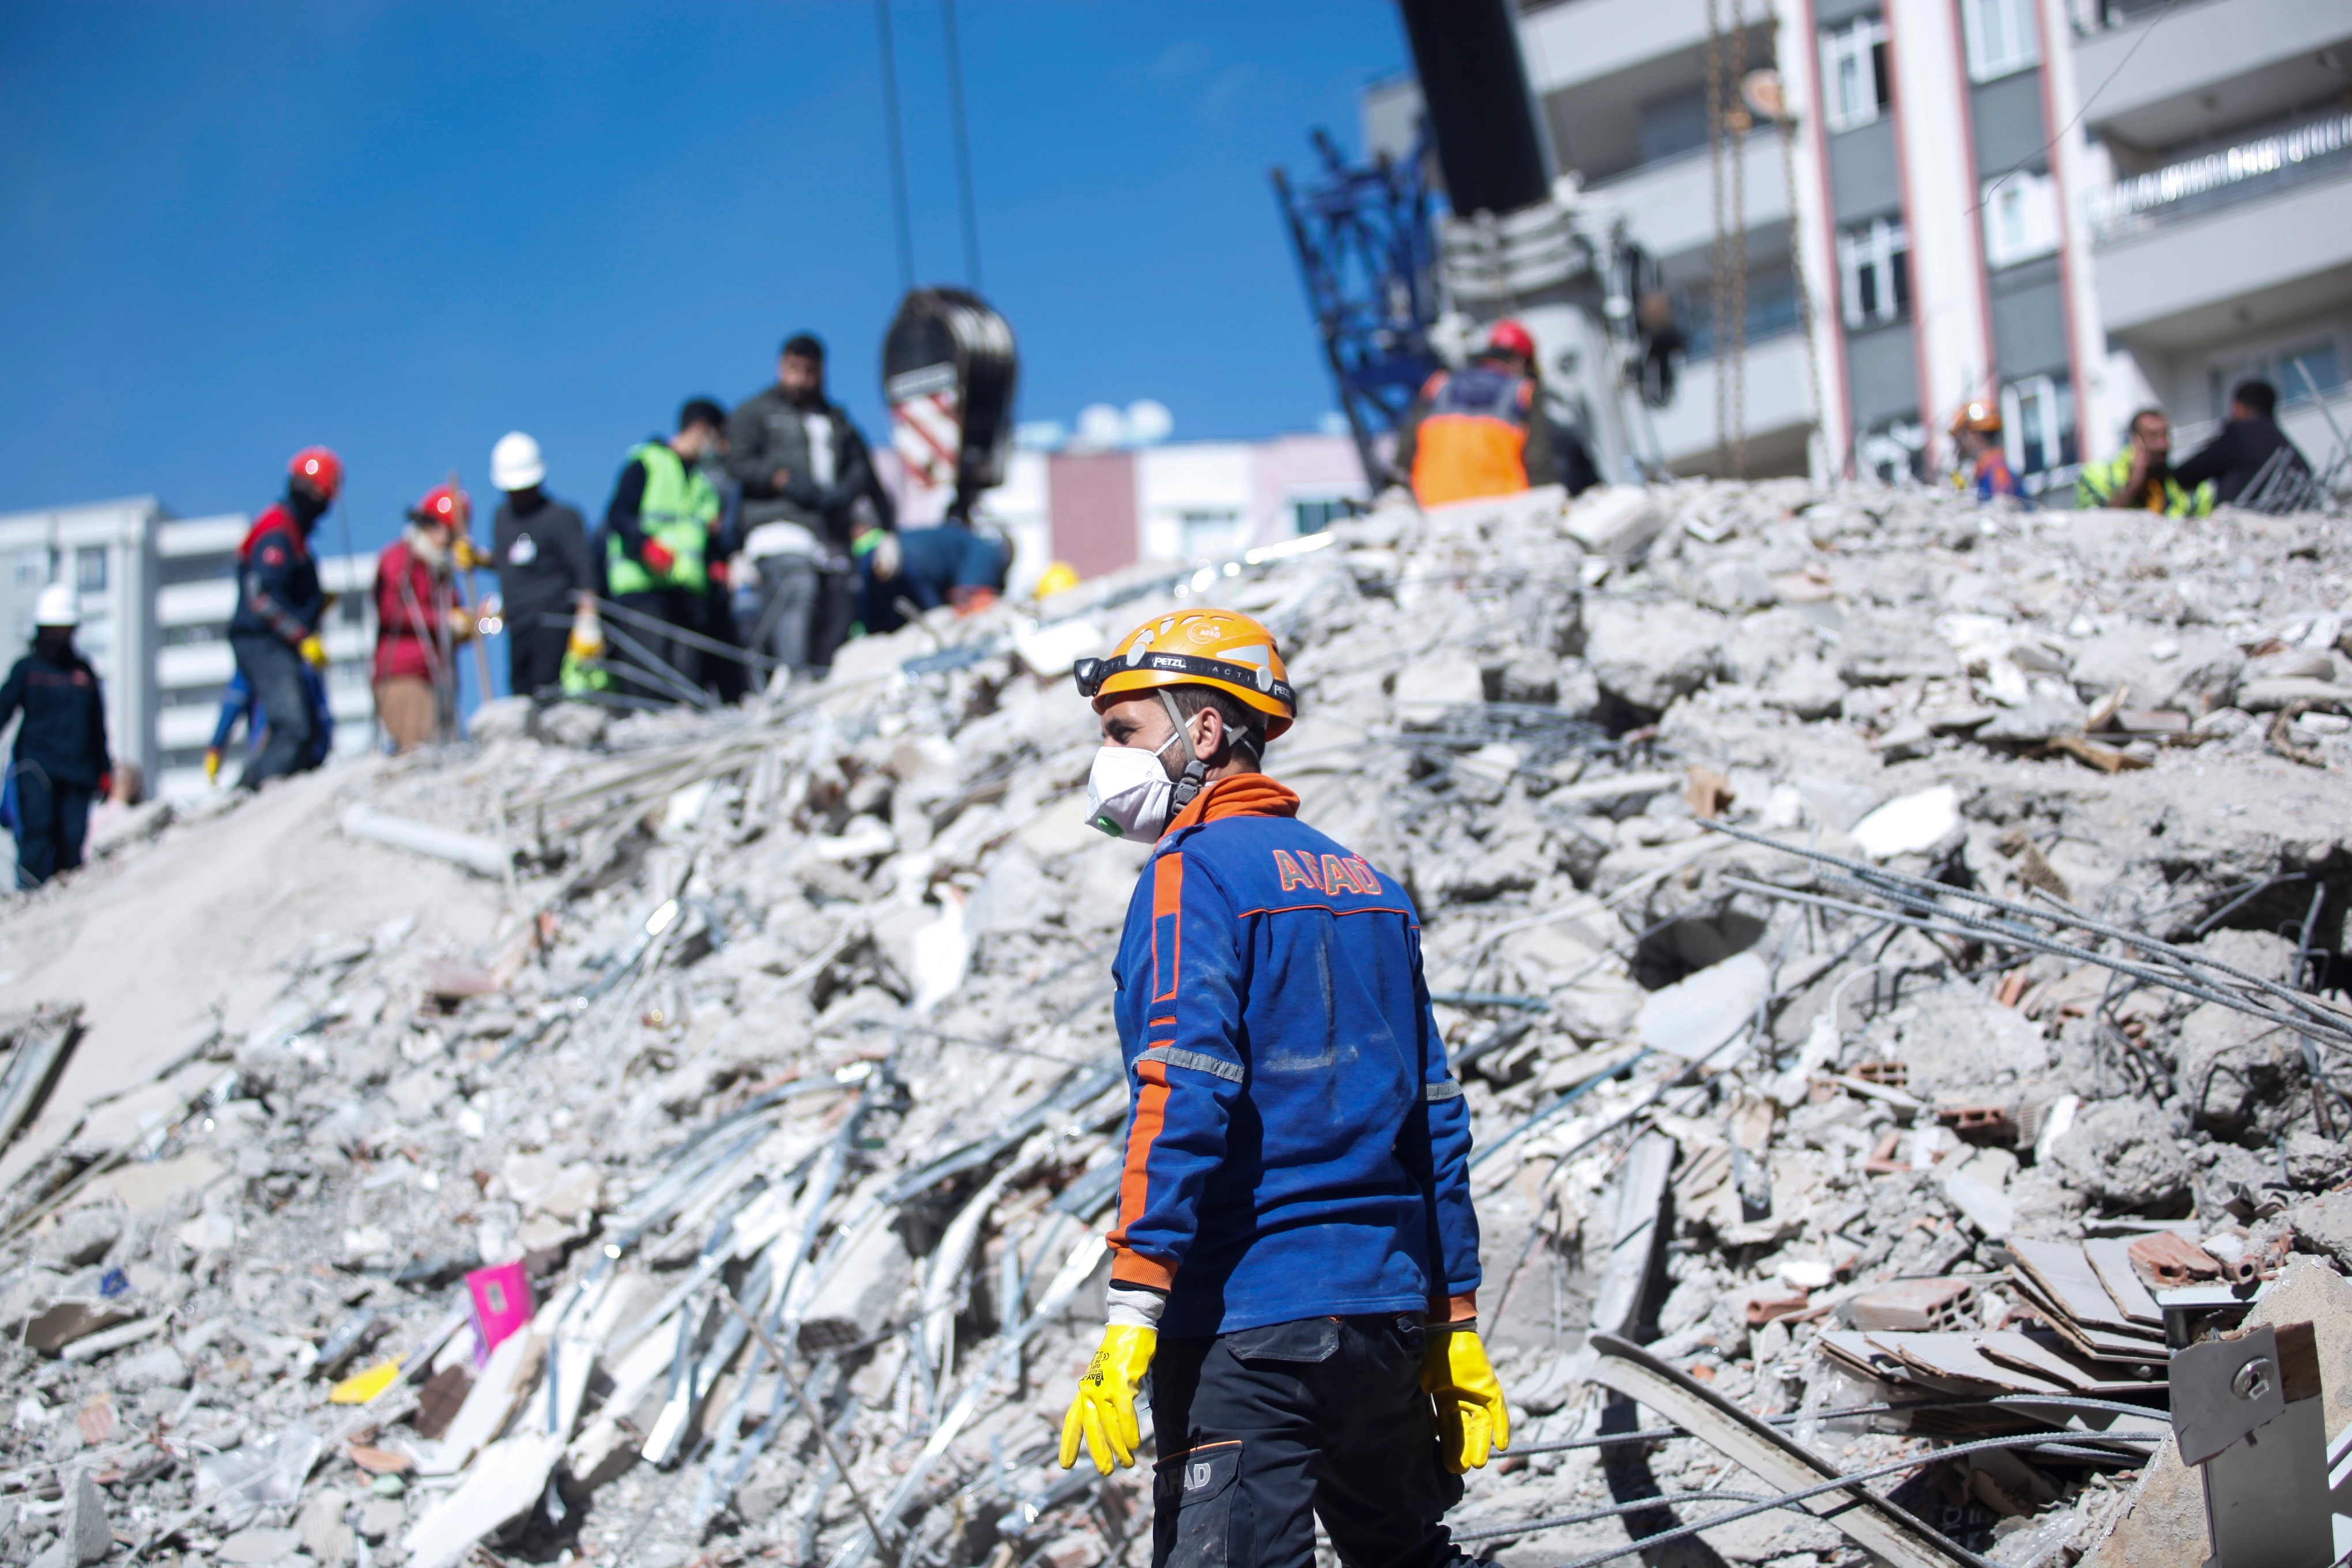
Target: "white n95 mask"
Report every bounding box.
[1084,736,1180,842]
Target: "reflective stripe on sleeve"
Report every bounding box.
[1424,1080,1464,1102]
[1136,1045,1243,1084]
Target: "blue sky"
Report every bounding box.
[0,2,1408,552]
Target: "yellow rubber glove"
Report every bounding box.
[299,634,329,669]
[203,748,221,785]
[1423,1326,1510,1473]
[1058,1325,1156,1475]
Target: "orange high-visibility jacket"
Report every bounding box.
[1408,365,1536,506]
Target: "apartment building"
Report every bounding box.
[0,499,379,803]
[1367,0,2352,493]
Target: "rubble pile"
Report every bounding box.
[3,478,2352,1568]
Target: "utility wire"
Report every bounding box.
[875,0,917,292]
[1974,0,2183,212]
[940,0,983,291]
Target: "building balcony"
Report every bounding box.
[2089,110,2352,244]
[1583,129,1792,265]
[1645,328,1817,472]
[2071,0,2352,150]
[1521,0,1720,96]
[2091,132,2352,344]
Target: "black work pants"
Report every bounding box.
[506,617,570,702]
[698,583,749,705]
[231,632,317,788]
[610,590,703,704]
[1148,1315,1465,1568]
[12,763,92,888]
[808,560,856,674]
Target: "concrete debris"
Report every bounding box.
[3,478,2352,1566]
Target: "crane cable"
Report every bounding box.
[940,0,983,291]
[875,0,916,293]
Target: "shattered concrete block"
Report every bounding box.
[298,1487,356,1565]
[111,1344,190,1393]
[1582,600,1725,713]
[2044,1099,2192,1215]
[1563,485,1665,557]
[799,1212,913,1353]
[2176,1001,2309,1139]
[36,1207,122,1270]
[1392,650,1487,728]
[59,1468,110,1565]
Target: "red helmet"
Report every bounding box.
[410,483,471,530]
[1486,319,1536,361]
[288,446,343,499]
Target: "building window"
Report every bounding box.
[1837,218,1911,329]
[2207,338,2345,420]
[163,623,224,647]
[1179,510,1244,557]
[1292,497,1354,535]
[2001,375,2079,478]
[1962,0,2040,82]
[1820,16,1891,133]
[1981,169,2060,267]
[160,553,233,587]
[14,551,43,588]
[76,546,107,594]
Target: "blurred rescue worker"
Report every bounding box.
[2077,407,2214,516]
[723,334,896,677]
[204,664,334,784]
[372,483,474,750]
[488,431,595,702]
[857,522,1009,636]
[2174,378,2314,508]
[1950,401,2021,502]
[604,398,725,702]
[229,447,339,788]
[1394,318,1553,507]
[1058,609,1507,1567]
[0,585,112,887]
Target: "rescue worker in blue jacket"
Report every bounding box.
[229,446,340,787]
[1059,608,1509,1568]
[0,584,112,887]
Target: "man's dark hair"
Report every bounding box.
[2233,379,2278,419]
[2128,406,2168,435]
[678,397,728,434]
[1166,685,1270,766]
[781,333,826,363]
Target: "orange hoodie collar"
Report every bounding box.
[1160,773,1299,838]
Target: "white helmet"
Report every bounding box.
[32,583,78,628]
[490,431,546,492]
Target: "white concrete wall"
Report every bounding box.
[1135,444,1254,563]
[1889,0,1993,432]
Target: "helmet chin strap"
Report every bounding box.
[1156,691,1212,812]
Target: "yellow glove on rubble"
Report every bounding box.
[1058,1325,1157,1475]
[1423,1325,1510,1473]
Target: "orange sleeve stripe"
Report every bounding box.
[1105,1059,1172,1272]
[1112,1249,1177,1289]
[1151,853,1183,1004]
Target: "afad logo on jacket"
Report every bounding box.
[1273,849,1383,896]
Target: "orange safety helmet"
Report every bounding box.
[1950,399,2002,436]
[288,446,344,500]
[410,482,472,530]
[1075,608,1296,740]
